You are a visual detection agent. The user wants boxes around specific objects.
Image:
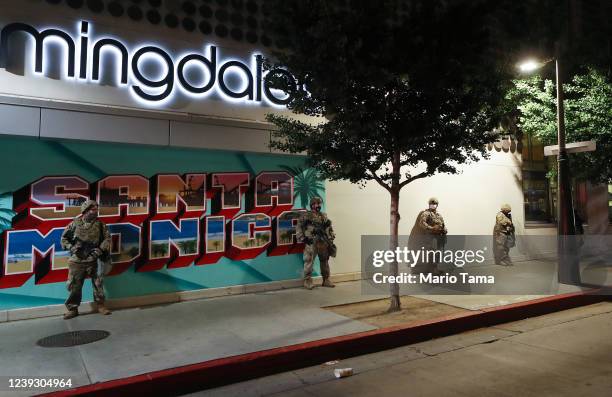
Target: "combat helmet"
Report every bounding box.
[428,197,439,205]
[501,203,512,212]
[80,199,98,214]
[309,196,323,208]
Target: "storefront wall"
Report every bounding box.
[0,133,311,310]
[0,6,321,311]
[327,142,526,274]
[0,4,609,313]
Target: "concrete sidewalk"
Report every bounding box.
[1,252,607,397]
[0,281,379,396]
[192,302,612,397]
[0,277,562,397]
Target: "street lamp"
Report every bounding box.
[517,55,579,284]
[518,59,545,73]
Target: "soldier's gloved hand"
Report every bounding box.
[70,242,82,254]
[91,248,103,259]
[303,237,313,245]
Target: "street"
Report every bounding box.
[189,302,612,397]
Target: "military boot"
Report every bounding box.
[63,310,79,320]
[97,303,112,315]
[321,278,335,288]
[303,278,314,290]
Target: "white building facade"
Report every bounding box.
[0,1,609,313]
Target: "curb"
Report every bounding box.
[39,290,608,397]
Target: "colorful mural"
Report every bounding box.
[0,135,324,310]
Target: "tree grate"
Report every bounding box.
[37,330,110,348]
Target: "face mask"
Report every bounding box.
[84,208,98,222]
[429,204,437,210]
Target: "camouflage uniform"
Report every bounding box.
[493,204,515,266]
[408,198,447,274]
[60,200,111,316]
[296,197,336,289]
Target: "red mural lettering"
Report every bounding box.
[268,210,305,256]
[96,175,150,224]
[0,170,310,288]
[209,173,250,219]
[152,173,207,220]
[249,172,294,217]
[12,176,90,234]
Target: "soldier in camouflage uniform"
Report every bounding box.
[493,203,515,266]
[408,197,447,274]
[60,200,112,319]
[296,197,337,290]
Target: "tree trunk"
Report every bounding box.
[388,186,401,312]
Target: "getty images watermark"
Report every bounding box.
[361,235,612,295]
[370,246,493,285]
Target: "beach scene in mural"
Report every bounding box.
[4,229,70,274]
[108,223,141,263]
[150,219,199,258]
[157,174,206,213]
[98,175,149,216]
[206,217,225,252]
[232,214,272,249]
[27,177,89,220]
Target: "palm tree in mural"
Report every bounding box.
[0,192,15,233]
[279,166,324,209]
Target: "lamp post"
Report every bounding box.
[518,54,579,284]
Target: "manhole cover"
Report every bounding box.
[37,330,110,348]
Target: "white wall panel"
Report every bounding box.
[0,104,39,137]
[170,121,270,153]
[40,109,169,146]
[326,151,525,274]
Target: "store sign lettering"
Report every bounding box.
[0,21,295,106]
[0,172,305,288]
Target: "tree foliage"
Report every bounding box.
[507,68,612,183]
[265,1,517,189]
[261,0,542,310]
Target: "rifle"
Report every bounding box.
[313,224,337,257]
[72,237,98,260]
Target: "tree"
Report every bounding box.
[263,0,522,311]
[507,68,612,184]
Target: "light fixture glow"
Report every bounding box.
[518,59,542,73]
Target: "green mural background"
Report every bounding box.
[0,135,324,310]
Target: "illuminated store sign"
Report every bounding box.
[0,21,295,106]
[1,172,305,289]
